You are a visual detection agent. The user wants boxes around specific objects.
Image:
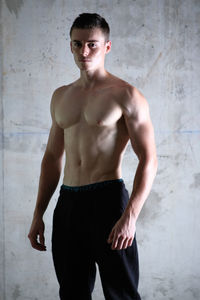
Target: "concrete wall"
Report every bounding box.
[1,0,200,299]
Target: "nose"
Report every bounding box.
[80,44,89,56]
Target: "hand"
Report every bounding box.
[28,216,46,251]
[107,211,136,250]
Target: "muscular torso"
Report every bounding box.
[54,75,131,186]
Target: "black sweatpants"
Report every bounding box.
[52,178,141,300]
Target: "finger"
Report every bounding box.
[111,233,119,250]
[28,235,46,251]
[39,237,46,251]
[122,238,129,249]
[38,231,46,250]
[39,230,45,246]
[116,236,125,250]
[127,237,134,247]
[33,241,46,251]
[107,229,114,243]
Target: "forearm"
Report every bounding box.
[33,154,63,218]
[124,157,158,220]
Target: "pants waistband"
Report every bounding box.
[60,178,124,192]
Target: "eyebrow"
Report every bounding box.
[72,40,100,42]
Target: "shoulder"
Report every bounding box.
[49,84,72,120]
[50,79,81,102]
[116,83,149,120]
[51,83,72,99]
[50,83,74,107]
[110,74,144,104]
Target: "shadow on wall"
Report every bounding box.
[4,0,24,18]
[4,0,56,18]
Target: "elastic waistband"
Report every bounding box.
[61,178,124,192]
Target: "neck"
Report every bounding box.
[79,68,109,89]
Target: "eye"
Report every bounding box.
[89,43,97,48]
[74,42,81,47]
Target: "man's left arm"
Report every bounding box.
[107,86,158,250]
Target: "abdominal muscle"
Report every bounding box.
[62,117,129,186]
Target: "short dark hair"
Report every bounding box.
[69,13,110,42]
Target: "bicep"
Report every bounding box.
[126,118,156,162]
[45,122,64,160]
[123,88,156,161]
[44,89,65,160]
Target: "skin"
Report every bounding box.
[28,27,158,252]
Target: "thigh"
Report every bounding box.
[51,190,97,299]
[98,238,141,300]
[51,189,94,269]
[94,181,130,246]
[94,182,141,299]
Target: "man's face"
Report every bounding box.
[70,28,111,71]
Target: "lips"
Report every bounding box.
[79,59,91,62]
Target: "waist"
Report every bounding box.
[61,178,124,192]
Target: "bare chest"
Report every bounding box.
[55,88,123,129]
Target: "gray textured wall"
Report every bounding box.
[1,0,200,299]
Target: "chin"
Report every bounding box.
[78,64,93,70]
[78,65,89,70]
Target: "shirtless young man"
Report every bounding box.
[28,13,158,300]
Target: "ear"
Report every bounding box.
[70,41,73,53]
[105,40,111,54]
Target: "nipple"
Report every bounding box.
[97,120,103,126]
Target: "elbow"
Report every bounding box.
[150,155,158,176]
[139,153,158,173]
[153,155,158,174]
[41,151,63,168]
[149,153,158,168]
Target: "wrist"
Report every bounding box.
[33,209,44,219]
[123,207,138,222]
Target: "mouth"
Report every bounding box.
[79,59,91,62]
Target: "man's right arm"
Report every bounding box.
[28,87,65,251]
